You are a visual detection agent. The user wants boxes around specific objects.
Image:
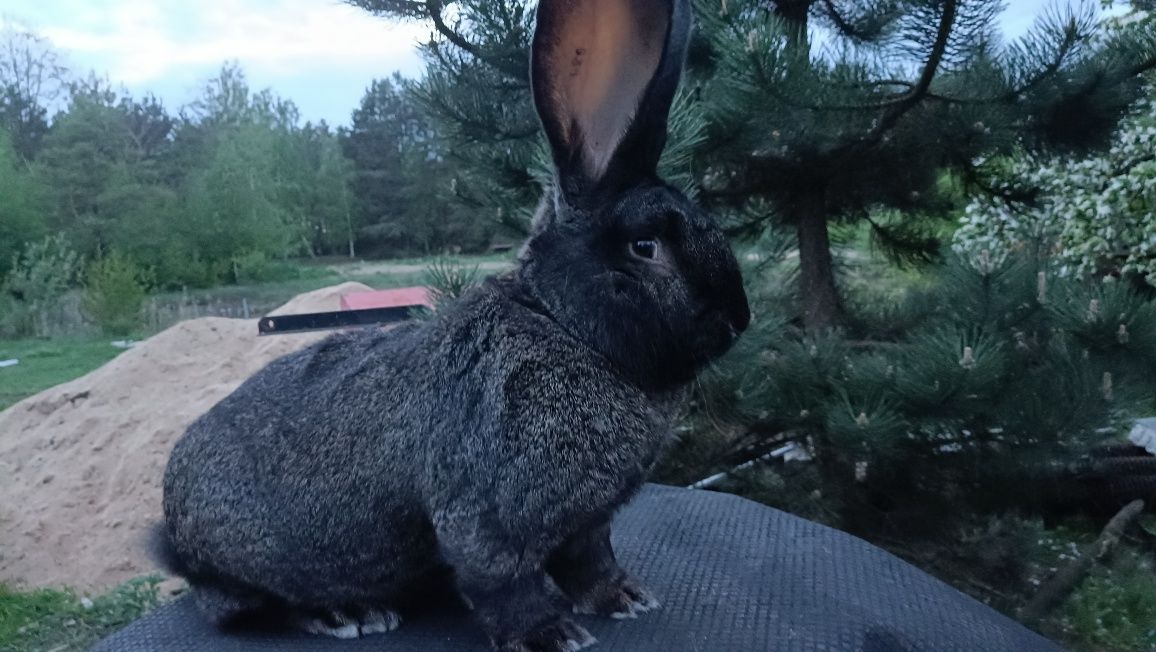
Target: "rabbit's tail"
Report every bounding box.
[145,522,192,578]
[144,523,281,627]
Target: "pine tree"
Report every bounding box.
[349,0,1156,330]
[696,0,1156,329]
[346,0,1156,537]
[686,243,1156,535]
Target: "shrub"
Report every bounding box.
[151,249,228,290]
[1,235,82,337]
[1054,548,1156,652]
[229,250,330,285]
[424,257,480,308]
[954,92,1156,286]
[82,253,151,336]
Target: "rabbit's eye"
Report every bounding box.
[630,239,659,260]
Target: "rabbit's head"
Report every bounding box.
[520,0,750,389]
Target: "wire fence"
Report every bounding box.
[17,291,285,340]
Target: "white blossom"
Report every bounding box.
[954,92,1156,285]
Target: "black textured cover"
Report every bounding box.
[92,485,1060,652]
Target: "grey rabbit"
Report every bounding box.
[155,0,750,649]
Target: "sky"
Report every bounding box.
[0,0,428,126]
[0,0,1126,127]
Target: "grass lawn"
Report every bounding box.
[0,339,126,412]
[0,578,161,652]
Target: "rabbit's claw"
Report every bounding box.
[357,606,403,634]
[572,573,659,620]
[496,617,597,652]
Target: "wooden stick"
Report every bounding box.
[1020,498,1145,625]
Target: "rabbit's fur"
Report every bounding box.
[158,0,750,649]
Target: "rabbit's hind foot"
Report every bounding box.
[570,573,659,620]
[297,604,402,639]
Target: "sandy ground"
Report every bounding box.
[0,283,373,593]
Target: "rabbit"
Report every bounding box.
[155,0,750,649]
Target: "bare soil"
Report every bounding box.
[0,283,373,593]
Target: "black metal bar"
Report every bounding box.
[257,306,422,335]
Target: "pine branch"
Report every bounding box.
[349,0,530,82]
[866,0,958,140]
[819,0,888,43]
[426,1,485,59]
[863,213,941,268]
[921,7,1156,107]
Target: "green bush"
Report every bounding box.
[151,249,228,290]
[82,253,151,336]
[230,250,329,285]
[1054,549,1156,652]
[954,93,1156,286]
[424,257,480,308]
[1,235,83,338]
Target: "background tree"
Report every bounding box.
[36,78,139,256]
[0,56,363,290]
[183,122,295,275]
[343,74,496,255]
[346,2,539,235]
[0,23,67,161]
[303,123,360,258]
[0,129,47,278]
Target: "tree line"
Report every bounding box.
[0,29,496,295]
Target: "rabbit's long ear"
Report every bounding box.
[532,0,691,198]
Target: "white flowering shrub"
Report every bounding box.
[954,95,1156,284]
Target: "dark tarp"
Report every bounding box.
[93,484,1060,652]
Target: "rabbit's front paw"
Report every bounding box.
[571,573,659,620]
[495,617,596,652]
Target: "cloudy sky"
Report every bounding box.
[0,0,1119,127]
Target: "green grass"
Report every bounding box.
[0,578,161,652]
[1051,547,1156,652]
[0,339,126,412]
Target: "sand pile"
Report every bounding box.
[0,282,373,593]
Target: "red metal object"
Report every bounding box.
[340,287,434,311]
[259,287,434,336]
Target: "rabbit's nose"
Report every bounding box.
[728,296,751,334]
